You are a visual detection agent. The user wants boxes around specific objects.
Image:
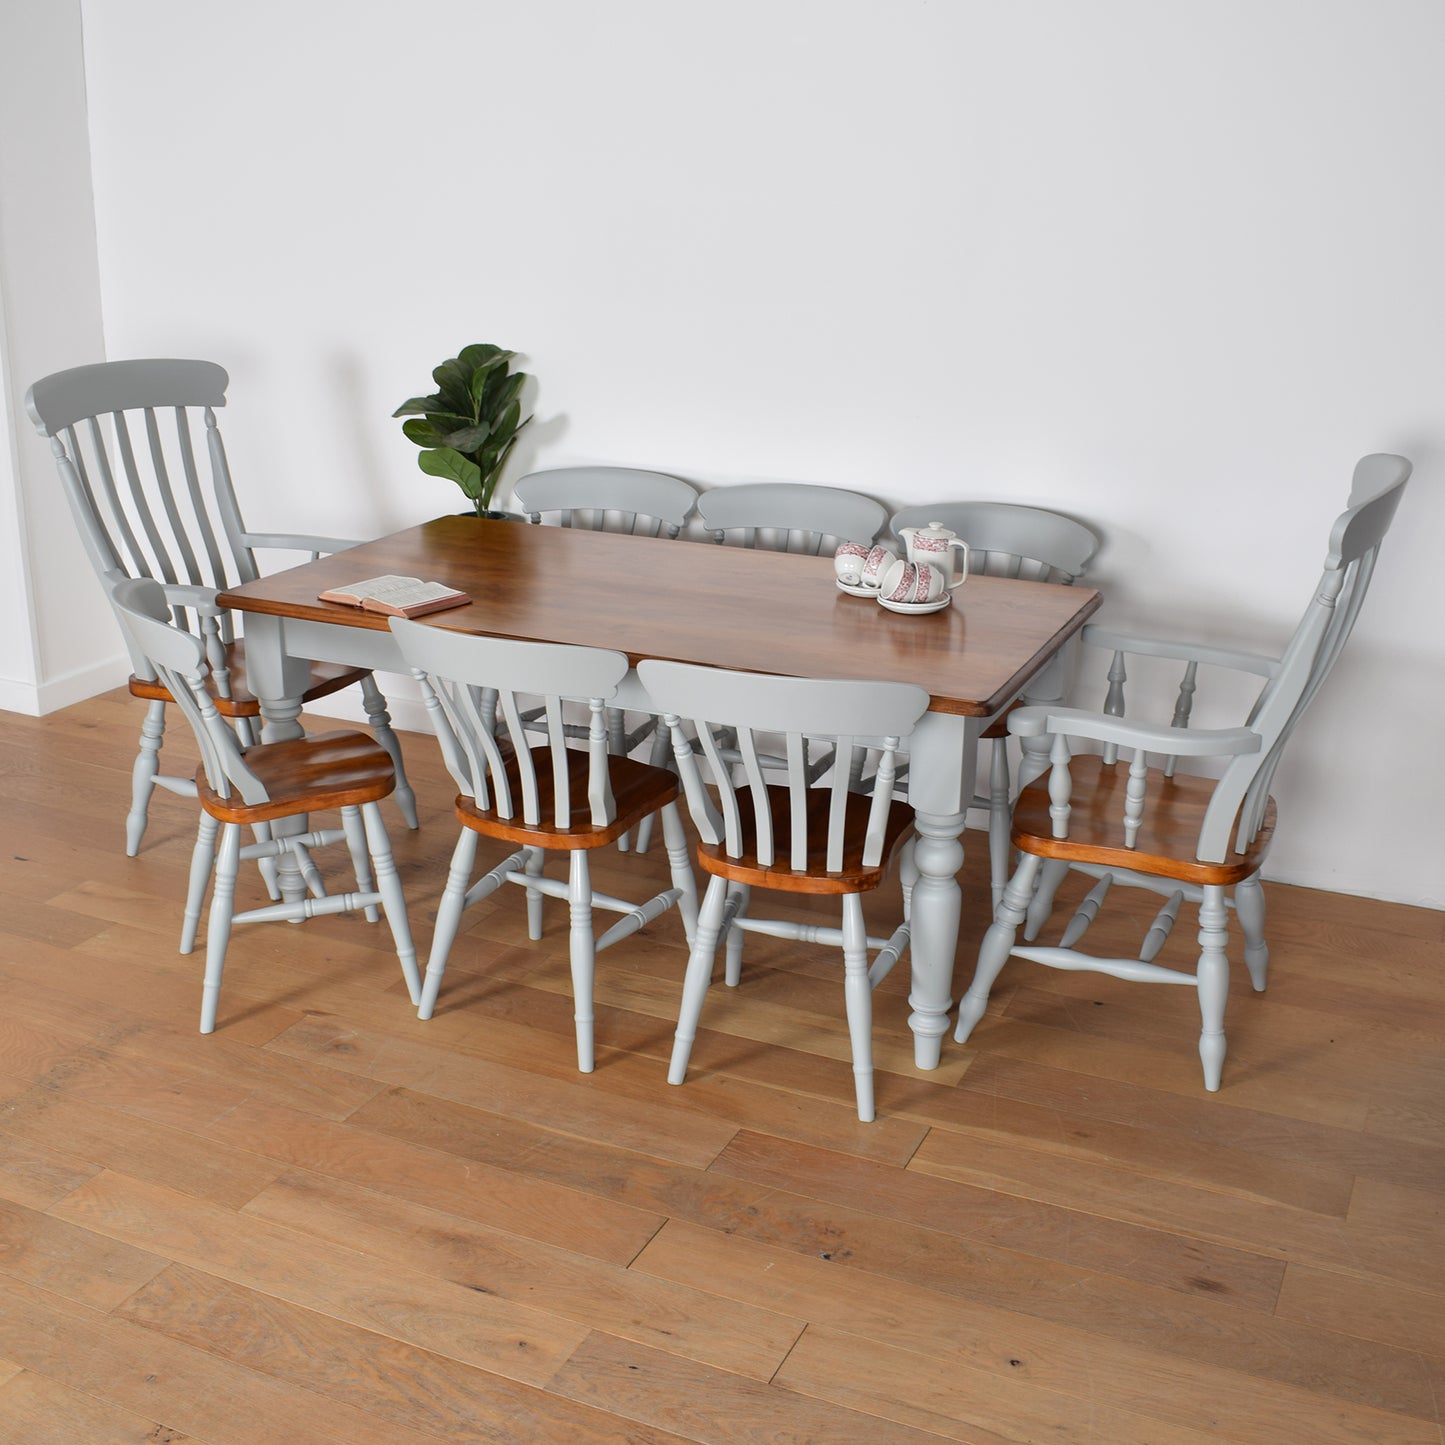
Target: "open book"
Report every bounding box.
[318,574,470,619]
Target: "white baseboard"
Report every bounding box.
[0,655,132,718]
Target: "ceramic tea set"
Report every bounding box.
[835,521,969,613]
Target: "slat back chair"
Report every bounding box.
[889,501,1102,909]
[511,466,699,838]
[389,620,699,1072]
[512,466,698,538]
[697,481,887,554]
[954,455,1411,1090]
[110,577,420,1033]
[637,659,931,1121]
[25,358,417,856]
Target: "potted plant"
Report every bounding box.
[393,343,532,517]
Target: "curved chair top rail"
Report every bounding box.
[26,359,230,435]
[695,482,887,551]
[511,466,698,535]
[889,501,1099,583]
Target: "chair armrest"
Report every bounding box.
[1082,624,1279,680]
[240,531,362,556]
[1007,705,1262,758]
[159,583,227,617]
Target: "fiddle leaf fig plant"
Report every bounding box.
[393,343,532,515]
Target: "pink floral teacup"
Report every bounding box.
[859,543,897,590]
[879,557,948,605]
[833,541,870,585]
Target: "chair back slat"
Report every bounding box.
[390,620,627,831]
[639,661,930,876]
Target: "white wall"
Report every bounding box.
[58,0,1445,905]
[0,0,115,714]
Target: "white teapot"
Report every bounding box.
[897,520,969,590]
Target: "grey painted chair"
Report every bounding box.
[25,358,418,857]
[638,659,931,1121]
[110,577,420,1033]
[889,501,1101,909]
[390,619,699,1072]
[696,481,887,554]
[512,465,699,851]
[512,465,698,538]
[953,455,1411,1090]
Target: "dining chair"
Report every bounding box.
[512,465,699,852]
[696,481,887,554]
[389,619,699,1072]
[889,501,1101,910]
[25,358,418,858]
[110,577,421,1033]
[637,659,931,1121]
[511,465,698,538]
[953,455,1411,1089]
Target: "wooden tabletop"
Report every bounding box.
[220,517,1102,718]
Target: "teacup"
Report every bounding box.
[879,557,947,605]
[859,543,897,590]
[833,541,869,585]
[898,521,970,590]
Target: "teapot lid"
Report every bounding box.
[914,519,955,539]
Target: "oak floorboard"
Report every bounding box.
[775,1323,1245,1445]
[241,1168,802,1379]
[345,1085,1438,1420]
[117,1264,691,1445]
[0,1369,196,1445]
[633,1219,1431,1445]
[547,1331,949,1444]
[909,1126,1445,1294]
[711,1129,1286,1309]
[0,1275,461,1445]
[2,692,1442,1442]
[50,1171,590,1389]
[0,1078,285,1210]
[182,1094,665,1264]
[0,1196,167,1311]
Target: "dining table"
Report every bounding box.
[218,515,1101,1070]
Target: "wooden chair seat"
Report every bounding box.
[1010,755,1276,886]
[197,731,397,824]
[455,749,680,850]
[696,786,915,894]
[129,641,366,717]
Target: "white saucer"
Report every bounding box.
[836,579,881,597]
[877,593,952,615]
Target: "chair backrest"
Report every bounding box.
[1202,453,1411,858]
[390,619,629,829]
[638,660,930,873]
[26,359,256,636]
[511,466,698,538]
[696,482,886,554]
[890,502,1099,584]
[107,575,270,805]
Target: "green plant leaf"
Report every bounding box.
[440,421,495,452]
[480,368,526,419]
[392,392,444,418]
[417,446,484,499]
[468,355,508,406]
[432,358,476,418]
[402,418,448,448]
[459,343,509,374]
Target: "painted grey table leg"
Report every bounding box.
[903,713,979,1069]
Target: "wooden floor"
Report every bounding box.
[1,690,1443,1444]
